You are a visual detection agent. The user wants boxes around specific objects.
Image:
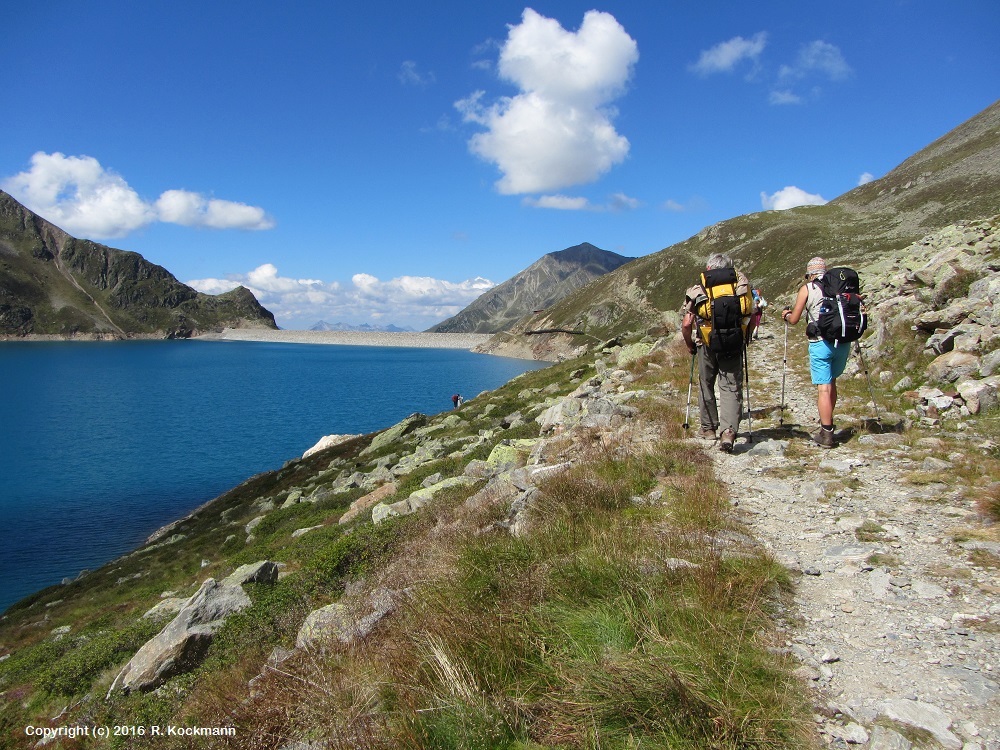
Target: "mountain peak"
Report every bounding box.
[0,190,277,338]
[428,243,635,334]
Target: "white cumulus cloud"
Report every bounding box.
[760,186,828,211]
[858,172,875,186]
[155,189,273,230]
[2,152,274,239]
[690,32,767,75]
[187,264,495,330]
[456,9,638,195]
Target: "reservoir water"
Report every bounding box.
[0,340,547,612]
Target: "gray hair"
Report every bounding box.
[706,253,734,270]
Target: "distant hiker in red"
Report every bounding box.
[452,394,460,409]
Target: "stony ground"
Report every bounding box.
[702,325,1000,750]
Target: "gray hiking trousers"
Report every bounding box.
[698,345,743,435]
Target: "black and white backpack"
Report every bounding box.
[814,267,867,345]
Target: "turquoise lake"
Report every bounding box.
[0,340,547,613]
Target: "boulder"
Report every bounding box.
[405,476,479,512]
[957,379,999,414]
[878,699,962,750]
[296,588,398,650]
[296,602,352,649]
[361,413,427,455]
[980,349,1000,377]
[221,561,279,587]
[141,598,186,621]
[371,501,403,525]
[486,443,526,473]
[121,577,254,693]
[339,482,397,525]
[615,342,654,365]
[302,433,360,459]
[926,350,980,383]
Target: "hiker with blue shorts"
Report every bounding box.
[780,257,847,449]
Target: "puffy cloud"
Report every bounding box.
[2,151,273,239]
[858,172,875,186]
[155,189,274,230]
[456,9,638,195]
[690,33,767,75]
[187,264,495,330]
[2,152,155,238]
[760,186,827,211]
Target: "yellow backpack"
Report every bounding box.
[695,268,753,354]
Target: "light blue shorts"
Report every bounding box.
[809,339,851,385]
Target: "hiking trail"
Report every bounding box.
[704,323,1000,749]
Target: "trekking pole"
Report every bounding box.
[780,320,788,427]
[855,342,883,430]
[743,342,753,443]
[682,350,696,430]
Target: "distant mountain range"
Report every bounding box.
[0,191,277,338]
[310,321,414,332]
[428,242,635,334]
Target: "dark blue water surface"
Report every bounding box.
[0,340,546,612]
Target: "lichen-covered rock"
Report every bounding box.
[615,342,654,365]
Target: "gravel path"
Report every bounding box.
[194,328,492,350]
[702,326,1000,749]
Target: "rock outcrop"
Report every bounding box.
[119,561,278,693]
[861,215,1000,425]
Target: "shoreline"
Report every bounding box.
[194,328,495,351]
[1,329,494,351]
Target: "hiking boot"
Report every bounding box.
[697,427,718,440]
[813,428,835,449]
[719,429,736,453]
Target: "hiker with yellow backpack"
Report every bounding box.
[681,253,756,453]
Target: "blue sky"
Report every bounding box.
[2,1,997,330]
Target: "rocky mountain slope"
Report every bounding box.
[0,190,277,338]
[428,242,634,334]
[476,98,1000,360]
